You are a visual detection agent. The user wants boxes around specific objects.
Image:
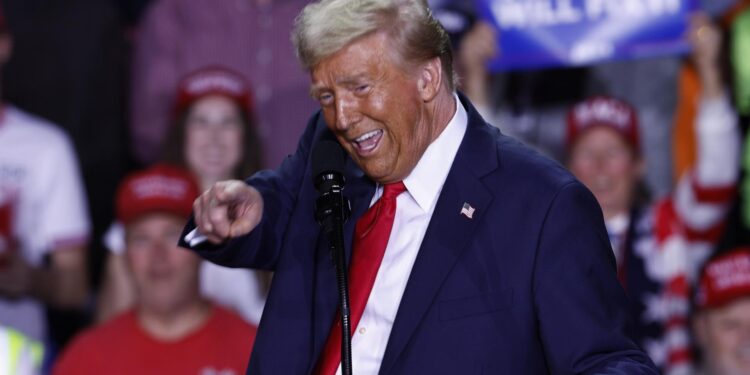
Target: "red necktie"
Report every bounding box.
[316,181,407,375]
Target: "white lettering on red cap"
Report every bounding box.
[574,99,632,130]
[185,74,244,96]
[707,256,750,291]
[131,176,189,200]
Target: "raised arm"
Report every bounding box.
[672,14,739,254]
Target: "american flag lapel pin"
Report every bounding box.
[460,202,475,219]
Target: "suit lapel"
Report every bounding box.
[379,94,499,374]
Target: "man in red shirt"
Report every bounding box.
[54,164,256,374]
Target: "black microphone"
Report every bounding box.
[311,138,353,375]
[312,140,350,225]
[312,139,345,193]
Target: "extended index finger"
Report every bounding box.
[192,187,229,243]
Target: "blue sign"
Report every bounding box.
[478,0,700,71]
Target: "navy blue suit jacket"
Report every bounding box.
[181,94,659,374]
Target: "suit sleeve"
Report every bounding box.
[533,181,659,374]
[179,111,322,270]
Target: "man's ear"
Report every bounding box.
[416,57,442,102]
[0,34,13,65]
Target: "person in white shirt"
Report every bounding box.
[0,6,90,345]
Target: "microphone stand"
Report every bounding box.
[315,176,353,375]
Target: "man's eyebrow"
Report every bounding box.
[336,74,368,85]
[309,85,326,98]
[309,74,370,97]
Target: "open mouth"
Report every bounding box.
[352,129,383,155]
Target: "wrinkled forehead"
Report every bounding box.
[309,32,407,91]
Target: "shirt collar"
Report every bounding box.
[401,93,467,213]
[605,212,630,236]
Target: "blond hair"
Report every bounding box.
[292,0,456,89]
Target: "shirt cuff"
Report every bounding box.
[185,228,208,247]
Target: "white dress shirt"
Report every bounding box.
[337,94,468,375]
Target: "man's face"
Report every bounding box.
[310,32,438,184]
[125,213,201,315]
[695,298,750,375]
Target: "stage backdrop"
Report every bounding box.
[478,0,700,71]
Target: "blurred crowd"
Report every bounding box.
[0,0,749,374]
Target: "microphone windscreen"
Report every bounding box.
[312,139,346,178]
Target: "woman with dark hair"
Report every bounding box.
[98,67,268,325]
[161,66,263,187]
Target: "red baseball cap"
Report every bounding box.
[174,66,253,115]
[695,248,750,310]
[566,96,640,153]
[116,164,200,225]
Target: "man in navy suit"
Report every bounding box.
[182,0,659,373]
